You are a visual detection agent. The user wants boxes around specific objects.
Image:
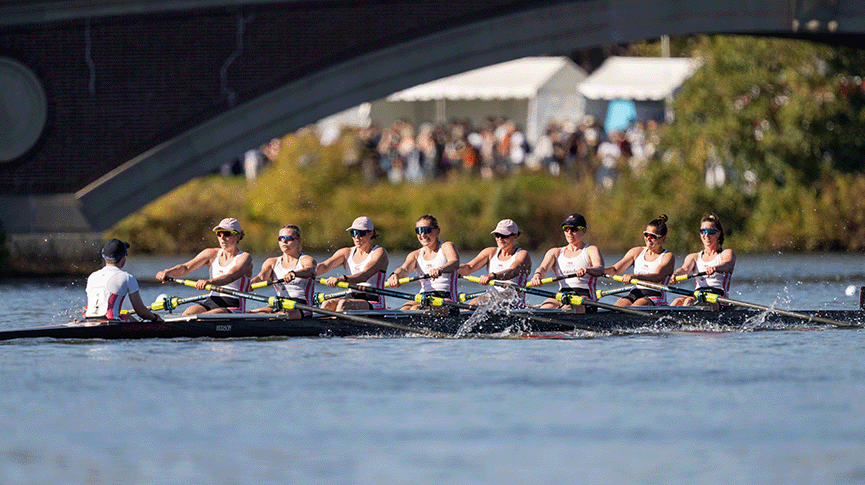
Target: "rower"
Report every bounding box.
[248,224,317,319]
[315,216,389,311]
[604,214,675,307]
[387,214,460,312]
[457,219,531,306]
[669,212,736,310]
[530,213,605,313]
[156,217,254,315]
[85,238,162,322]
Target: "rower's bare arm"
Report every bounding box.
[672,253,698,277]
[606,247,639,275]
[251,257,278,284]
[712,249,737,274]
[458,247,494,275]
[438,241,461,274]
[128,291,159,321]
[157,248,216,281]
[315,248,349,276]
[390,250,420,280]
[585,246,605,277]
[294,255,317,279]
[530,249,560,286]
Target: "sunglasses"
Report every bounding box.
[643,232,663,240]
[562,225,586,232]
[277,235,298,243]
[700,228,720,236]
[415,226,435,235]
[216,230,239,238]
[349,229,370,238]
[493,233,512,239]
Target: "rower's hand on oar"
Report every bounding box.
[386,273,400,288]
[530,273,543,287]
[156,270,168,283]
[478,273,496,285]
[620,274,633,284]
[324,275,345,287]
[195,279,210,290]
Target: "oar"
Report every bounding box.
[462,275,677,323]
[602,274,856,328]
[122,294,210,315]
[672,271,708,283]
[385,274,431,288]
[525,272,580,288]
[323,278,605,333]
[458,290,488,303]
[314,289,353,304]
[166,277,452,338]
[251,280,276,290]
[596,286,635,299]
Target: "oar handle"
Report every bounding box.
[525,272,581,288]
[672,271,708,283]
[384,274,431,287]
[251,280,275,290]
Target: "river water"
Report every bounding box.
[1,253,864,484]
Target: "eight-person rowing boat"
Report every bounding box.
[2,214,863,341]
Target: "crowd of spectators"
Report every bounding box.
[351,115,661,187]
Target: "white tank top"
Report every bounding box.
[633,248,669,305]
[273,255,314,304]
[695,251,731,296]
[489,248,527,304]
[346,245,386,309]
[210,249,251,311]
[554,246,596,294]
[417,244,458,295]
[85,266,139,319]
[634,248,669,279]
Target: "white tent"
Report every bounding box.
[369,56,588,144]
[578,56,700,129]
[578,56,700,101]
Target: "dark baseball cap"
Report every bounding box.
[101,238,129,261]
[562,213,587,228]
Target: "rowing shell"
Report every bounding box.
[0,307,862,341]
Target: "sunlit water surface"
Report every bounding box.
[1,253,864,484]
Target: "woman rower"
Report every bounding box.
[387,214,460,311]
[670,212,736,310]
[457,219,531,305]
[315,216,389,311]
[249,224,317,318]
[156,217,254,315]
[604,214,675,307]
[530,213,604,313]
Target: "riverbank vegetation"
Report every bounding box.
[111,36,865,255]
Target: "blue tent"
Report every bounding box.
[604,99,637,135]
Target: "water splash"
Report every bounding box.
[455,287,523,337]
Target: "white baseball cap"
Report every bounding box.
[346,216,374,232]
[213,217,243,233]
[491,219,519,236]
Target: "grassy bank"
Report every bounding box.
[110,130,865,256]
